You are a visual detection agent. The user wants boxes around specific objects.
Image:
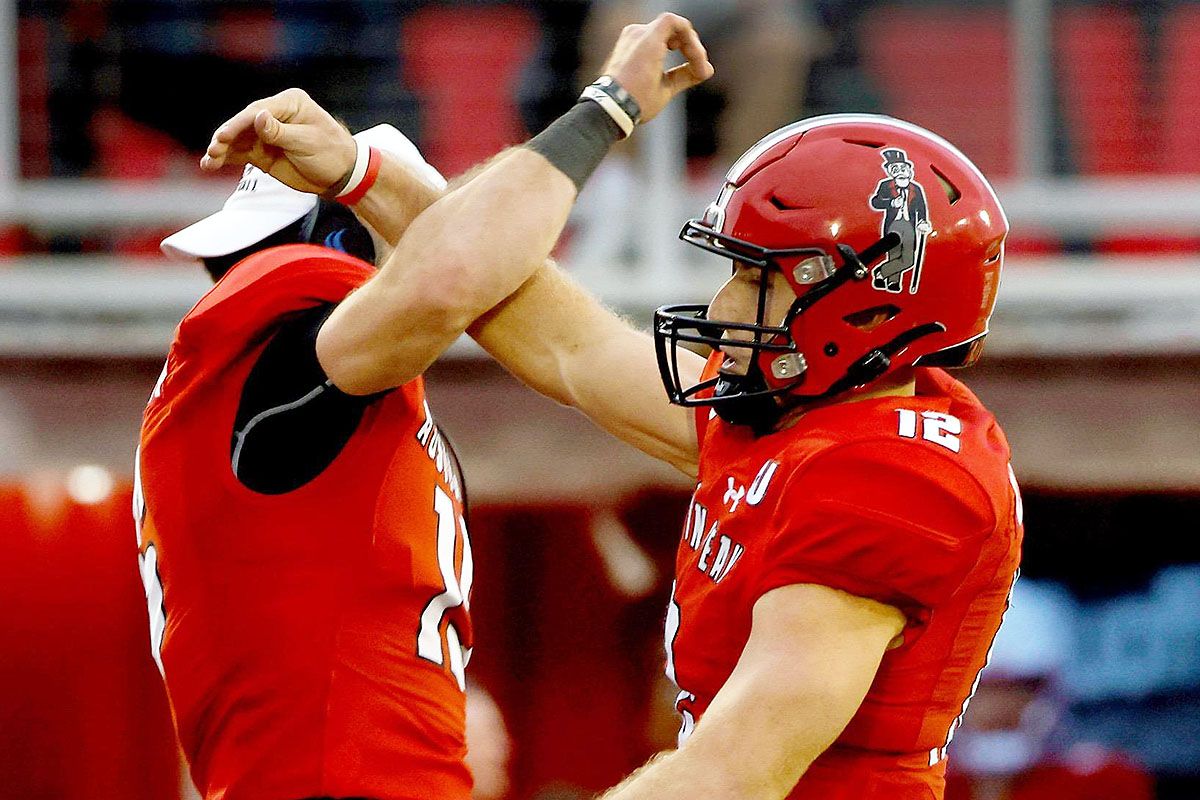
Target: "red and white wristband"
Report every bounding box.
[333,143,382,205]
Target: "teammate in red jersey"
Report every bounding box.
[135,16,712,800]
[239,99,1020,797]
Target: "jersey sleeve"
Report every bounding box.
[166,245,388,493]
[757,439,997,625]
[177,245,375,352]
[232,303,390,494]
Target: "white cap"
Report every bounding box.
[161,124,445,262]
[356,122,447,192]
[160,164,314,261]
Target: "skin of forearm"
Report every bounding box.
[468,264,599,406]
[316,148,581,394]
[596,735,809,800]
[604,587,903,800]
[469,262,701,475]
[351,147,516,250]
[596,745,778,800]
[372,148,577,324]
[596,661,848,800]
[348,153,444,248]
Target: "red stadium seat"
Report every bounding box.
[90,109,197,256]
[212,7,281,63]
[859,7,1015,178]
[0,225,29,256]
[1093,235,1200,256]
[112,228,183,257]
[1159,5,1200,173]
[18,16,49,177]
[92,107,185,180]
[401,5,538,177]
[1055,6,1154,174]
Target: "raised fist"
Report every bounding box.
[598,12,714,126]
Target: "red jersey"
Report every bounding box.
[135,245,474,800]
[667,366,1023,799]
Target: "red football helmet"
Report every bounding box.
[655,114,1008,424]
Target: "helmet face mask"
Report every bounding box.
[653,114,1008,427]
[654,229,907,426]
[653,300,798,430]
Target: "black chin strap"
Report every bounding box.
[712,362,787,434]
[775,232,942,400]
[822,322,948,398]
[785,233,899,324]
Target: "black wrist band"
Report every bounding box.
[580,76,642,137]
[526,101,624,192]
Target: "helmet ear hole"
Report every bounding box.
[930,163,962,205]
[843,138,885,149]
[843,304,901,332]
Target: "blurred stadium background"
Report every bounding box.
[1,1,1198,799]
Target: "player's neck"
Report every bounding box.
[773,371,917,432]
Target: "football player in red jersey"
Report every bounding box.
[230,98,1021,798]
[135,15,712,800]
[482,117,1022,800]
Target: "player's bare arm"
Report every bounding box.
[469,262,703,477]
[599,584,905,800]
[201,13,713,395]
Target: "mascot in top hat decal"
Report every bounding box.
[869,147,933,294]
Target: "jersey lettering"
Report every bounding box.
[1008,463,1024,526]
[897,408,962,453]
[697,527,718,572]
[683,498,745,584]
[723,477,746,512]
[685,500,708,549]
[139,543,167,676]
[150,360,168,402]
[415,401,464,503]
[132,446,147,539]
[416,485,474,690]
[133,446,166,676]
[664,589,698,745]
[746,460,778,506]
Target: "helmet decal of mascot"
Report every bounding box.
[869,148,933,294]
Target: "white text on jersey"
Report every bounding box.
[683,500,744,584]
[415,401,464,502]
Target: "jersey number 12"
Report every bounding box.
[416,486,474,690]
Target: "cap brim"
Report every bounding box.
[161,203,314,261]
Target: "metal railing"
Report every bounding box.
[0,0,1197,359]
